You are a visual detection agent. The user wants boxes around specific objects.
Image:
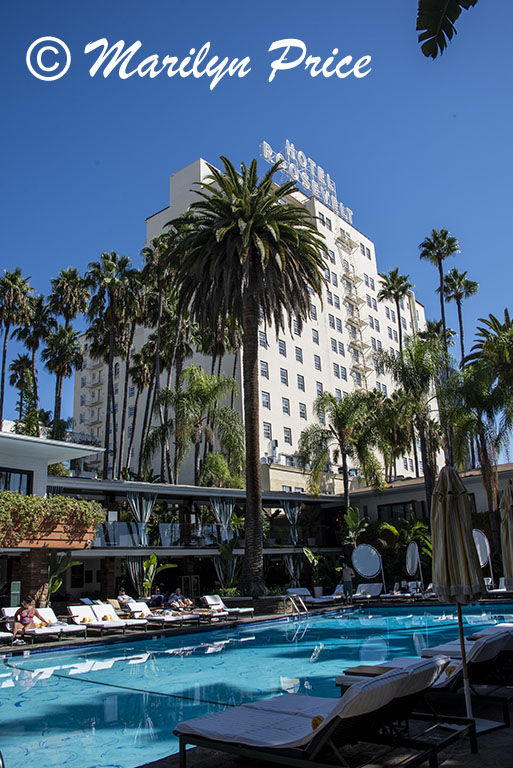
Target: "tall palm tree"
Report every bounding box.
[418,319,456,346]
[298,390,370,510]
[441,268,478,363]
[377,268,413,352]
[0,268,32,430]
[125,349,152,476]
[418,228,460,358]
[376,390,414,482]
[465,309,513,390]
[9,353,32,419]
[13,294,57,429]
[87,252,131,478]
[173,157,326,594]
[49,267,90,327]
[41,325,83,437]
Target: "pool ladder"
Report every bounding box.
[287,594,309,614]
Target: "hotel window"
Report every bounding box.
[385,306,390,319]
[293,319,301,335]
[316,381,323,395]
[114,383,119,396]
[333,363,340,378]
[297,374,305,391]
[318,212,325,225]
[114,362,120,378]
[355,372,362,387]
[263,422,272,440]
[366,295,371,307]
[284,427,292,444]
[299,403,307,419]
[312,329,319,345]
[409,458,414,471]
[80,394,86,406]
[400,299,405,310]
[334,295,340,309]
[259,331,267,348]
[402,317,407,329]
[327,290,333,305]
[368,315,374,329]
[329,314,335,329]
[81,376,86,388]
[375,381,381,392]
[377,340,382,350]
[335,388,342,401]
[364,274,369,287]
[260,360,269,378]
[280,368,288,385]
[331,338,337,352]
[80,413,85,424]
[282,397,290,415]
[331,272,338,287]
[349,325,356,339]
[366,247,371,259]
[341,366,347,381]
[336,318,342,333]
[278,339,287,356]
[338,341,345,355]
[352,348,359,363]
[393,330,398,342]
[371,337,376,350]
[294,486,304,493]
[318,411,325,425]
[375,319,380,332]
[360,243,365,256]
[129,406,135,417]
[311,305,317,320]
[390,347,396,356]
[282,485,292,493]
[372,298,377,311]
[403,457,408,470]
[129,385,135,397]
[388,327,393,339]
[345,301,354,317]
[370,277,375,291]
[328,249,335,263]
[259,306,264,320]
[382,384,387,395]
[82,359,87,370]
[391,310,396,322]
[262,391,270,409]
[295,346,303,363]
[314,355,321,371]
[324,267,330,281]
[325,217,332,231]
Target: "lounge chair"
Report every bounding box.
[174,667,452,768]
[1,607,83,643]
[126,601,184,627]
[203,594,254,618]
[91,603,148,630]
[488,577,513,596]
[37,607,88,639]
[285,588,335,606]
[353,583,383,599]
[67,604,129,635]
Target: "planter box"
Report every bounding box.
[256,595,294,615]
[5,522,97,549]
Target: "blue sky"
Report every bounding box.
[1,0,512,424]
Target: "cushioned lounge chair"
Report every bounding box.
[2,607,83,643]
[285,588,335,606]
[175,667,454,768]
[353,583,383,599]
[203,594,254,617]
[126,601,184,626]
[37,607,88,639]
[67,604,129,635]
[91,603,148,630]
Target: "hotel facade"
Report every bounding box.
[72,146,428,491]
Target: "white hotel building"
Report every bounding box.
[73,150,427,492]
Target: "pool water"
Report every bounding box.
[1,602,512,768]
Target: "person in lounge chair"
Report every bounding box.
[150,586,165,608]
[167,587,195,610]
[12,597,50,645]
[117,587,135,608]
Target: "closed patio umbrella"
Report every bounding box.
[499,480,513,591]
[431,463,486,718]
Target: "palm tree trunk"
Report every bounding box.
[117,321,135,476]
[395,298,403,353]
[341,450,350,511]
[54,375,63,429]
[476,428,500,551]
[103,336,114,479]
[238,295,266,595]
[456,298,465,364]
[194,440,201,485]
[0,323,11,431]
[411,428,420,477]
[231,349,239,408]
[138,374,155,477]
[418,422,433,514]
[31,348,40,436]
[126,387,141,472]
[438,261,448,358]
[109,328,118,480]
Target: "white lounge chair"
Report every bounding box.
[285,588,335,606]
[67,604,129,635]
[488,577,513,595]
[2,607,81,643]
[91,603,148,630]
[37,607,88,639]
[353,583,383,599]
[126,601,184,626]
[203,594,254,617]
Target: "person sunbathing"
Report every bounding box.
[167,587,195,610]
[12,597,50,644]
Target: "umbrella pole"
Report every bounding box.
[456,602,473,719]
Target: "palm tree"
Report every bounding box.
[376,390,414,482]
[13,294,57,429]
[41,325,83,437]
[418,319,456,346]
[125,349,152,476]
[417,0,479,59]
[49,267,90,327]
[418,228,460,358]
[377,268,413,352]
[441,268,478,363]
[87,252,131,478]
[9,353,32,419]
[0,268,32,430]
[298,390,370,510]
[173,157,326,594]
[464,309,513,389]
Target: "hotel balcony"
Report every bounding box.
[87,378,104,389]
[335,230,359,255]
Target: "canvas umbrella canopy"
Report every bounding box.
[499,480,513,591]
[431,464,486,718]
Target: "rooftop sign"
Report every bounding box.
[261,139,353,224]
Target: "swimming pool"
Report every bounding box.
[1,601,512,768]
